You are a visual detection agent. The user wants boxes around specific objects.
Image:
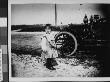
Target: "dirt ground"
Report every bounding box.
[11,53,100,77]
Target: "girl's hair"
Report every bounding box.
[45,24,51,30]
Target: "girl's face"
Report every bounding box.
[45,26,51,34]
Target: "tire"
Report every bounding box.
[54,32,77,57]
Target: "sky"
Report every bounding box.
[11,4,104,25]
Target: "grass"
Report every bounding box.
[11,32,45,56]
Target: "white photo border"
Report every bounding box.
[8,0,110,81]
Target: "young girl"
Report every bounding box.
[41,24,58,70]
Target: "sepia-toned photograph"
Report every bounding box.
[9,2,110,80]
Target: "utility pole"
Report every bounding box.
[55,4,57,26]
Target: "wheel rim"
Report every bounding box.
[54,32,77,56]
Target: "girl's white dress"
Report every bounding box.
[41,32,58,59]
